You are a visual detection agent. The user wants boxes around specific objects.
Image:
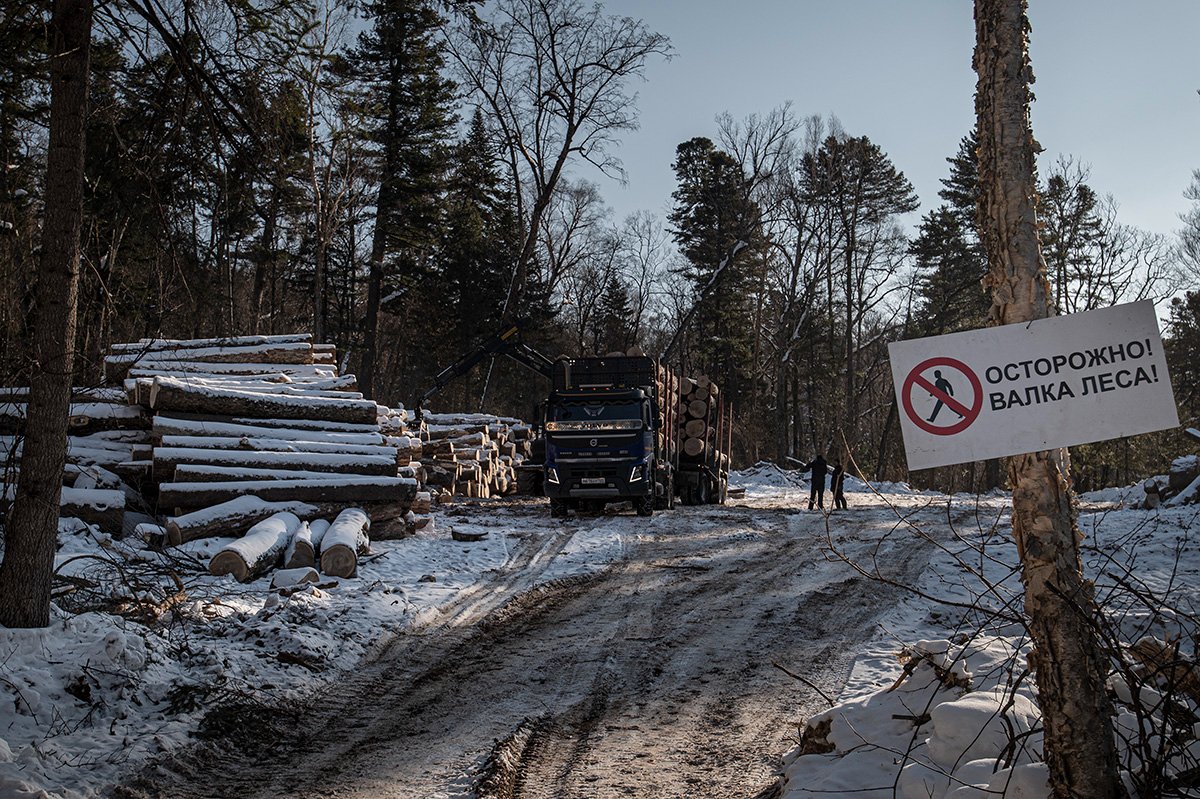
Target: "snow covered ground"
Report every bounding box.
[1,465,1198,798]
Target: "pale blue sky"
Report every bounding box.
[588,0,1199,238]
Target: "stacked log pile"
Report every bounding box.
[418,412,533,500]
[0,386,151,534]
[676,374,728,466]
[657,369,732,503]
[104,334,431,545]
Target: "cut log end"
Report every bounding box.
[209,550,250,582]
[320,543,358,578]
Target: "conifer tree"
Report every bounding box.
[437,108,519,399]
[353,0,458,399]
[910,206,990,335]
[668,136,764,394]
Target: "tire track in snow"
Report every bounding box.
[115,499,951,799]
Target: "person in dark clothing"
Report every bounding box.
[802,454,828,509]
[830,461,848,510]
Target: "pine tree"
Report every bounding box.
[668,136,764,394]
[596,274,634,354]
[353,0,458,399]
[939,132,982,236]
[910,206,990,335]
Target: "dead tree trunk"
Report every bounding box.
[0,0,92,628]
[973,1,1123,795]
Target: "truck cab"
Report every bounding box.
[542,357,661,517]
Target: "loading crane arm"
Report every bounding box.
[412,323,556,421]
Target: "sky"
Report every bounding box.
[586,0,1200,239]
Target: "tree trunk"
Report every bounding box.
[973,1,1123,796]
[0,0,92,629]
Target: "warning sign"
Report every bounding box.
[888,301,1179,471]
[900,357,983,436]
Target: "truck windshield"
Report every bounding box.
[552,401,642,422]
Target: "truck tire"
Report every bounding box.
[516,469,543,496]
[636,495,654,517]
[549,498,568,518]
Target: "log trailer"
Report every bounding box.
[414,324,730,516]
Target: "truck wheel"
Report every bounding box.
[549,499,568,518]
[636,495,654,517]
[696,477,710,505]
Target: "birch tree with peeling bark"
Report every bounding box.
[446,0,671,317]
[973,0,1124,795]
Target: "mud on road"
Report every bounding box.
[118,498,949,799]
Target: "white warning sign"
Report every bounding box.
[888,300,1179,471]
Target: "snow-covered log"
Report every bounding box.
[209,511,302,582]
[152,415,387,446]
[158,476,418,511]
[271,567,319,590]
[153,447,398,481]
[59,487,125,533]
[108,333,312,353]
[164,496,318,546]
[308,518,331,550]
[2,486,126,534]
[319,508,370,578]
[1,401,148,435]
[125,361,334,378]
[158,434,399,460]
[283,521,317,569]
[128,377,361,402]
[148,378,378,424]
[173,464,398,483]
[106,338,314,369]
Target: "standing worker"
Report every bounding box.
[830,460,848,510]
[801,453,829,510]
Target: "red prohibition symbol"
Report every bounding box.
[901,357,983,436]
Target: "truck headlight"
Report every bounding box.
[629,465,644,482]
[546,467,560,484]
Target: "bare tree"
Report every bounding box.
[1042,156,1180,313]
[0,0,92,628]
[446,0,671,316]
[1178,168,1200,288]
[974,0,1124,795]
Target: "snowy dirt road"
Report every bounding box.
[117,496,952,799]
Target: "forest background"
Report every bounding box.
[3,0,1199,492]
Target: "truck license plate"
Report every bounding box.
[581,477,605,485]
